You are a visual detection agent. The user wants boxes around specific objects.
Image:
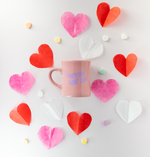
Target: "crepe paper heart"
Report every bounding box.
[61,12,89,38]
[121,33,128,40]
[9,71,34,95]
[113,53,137,77]
[102,35,109,42]
[38,126,63,149]
[54,37,61,43]
[67,112,92,135]
[29,44,53,68]
[91,79,119,103]
[97,2,120,27]
[79,35,103,60]
[116,100,142,123]
[9,103,31,126]
[40,97,63,120]
[25,22,32,29]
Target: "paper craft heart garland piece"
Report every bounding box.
[9,71,34,95]
[116,100,142,123]
[91,79,119,103]
[67,112,92,135]
[9,103,31,126]
[97,2,120,27]
[61,12,89,38]
[79,35,103,60]
[40,97,63,120]
[113,53,137,77]
[29,44,53,68]
[38,126,63,149]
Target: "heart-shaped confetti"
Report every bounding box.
[102,35,109,42]
[9,71,34,95]
[9,103,31,126]
[61,12,89,38]
[38,126,63,149]
[113,53,137,77]
[97,2,120,27]
[121,33,128,40]
[81,138,88,144]
[91,79,119,103]
[25,22,32,29]
[54,37,61,43]
[29,44,53,68]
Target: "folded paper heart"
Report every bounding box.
[116,100,142,123]
[79,35,103,60]
[113,53,137,77]
[40,97,63,120]
[97,2,120,27]
[9,71,34,95]
[61,12,89,38]
[38,126,63,149]
[29,44,53,68]
[9,103,31,126]
[67,112,92,135]
[91,79,119,103]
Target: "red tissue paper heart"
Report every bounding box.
[96,2,120,27]
[67,112,92,135]
[113,53,137,77]
[9,103,31,126]
[29,44,53,68]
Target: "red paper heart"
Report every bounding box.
[97,2,120,27]
[9,103,31,126]
[67,112,92,135]
[113,53,137,77]
[29,44,53,68]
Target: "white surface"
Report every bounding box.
[0,0,150,157]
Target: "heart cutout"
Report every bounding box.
[91,79,119,103]
[38,126,63,149]
[79,35,103,59]
[9,103,31,126]
[40,97,63,120]
[67,112,92,135]
[116,100,142,123]
[9,71,34,95]
[61,12,89,38]
[29,44,53,68]
[113,53,137,77]
[97,2,120,27]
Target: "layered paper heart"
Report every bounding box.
[116,100,142,123]
[29,44,53,68]
[113,53,137,77]
[79,35,103,59]
[40,97,64,120]
[9,103,31,126]
[97,2,120,27]
[38,126,63,149]
[67,112,92,135]
[61,12,89,38]
[9,71,34,95]
[91,79,119,103]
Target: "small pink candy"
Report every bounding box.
[103,120,109,126]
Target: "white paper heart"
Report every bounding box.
[79,35,103,59]
[116,100,142,123]
[40,97,63,120]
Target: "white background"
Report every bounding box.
[0,0,150,157]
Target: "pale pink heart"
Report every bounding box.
[91,79,119,103]
[38,126,63,149]
[9,71,35,95]
[61,12,89,38]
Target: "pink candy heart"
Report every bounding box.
[61,12,89,38]
[38,126,63,149]
[91,79,119,103]
[9,71,35,95]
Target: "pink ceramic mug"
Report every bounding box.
[49,60,91,97]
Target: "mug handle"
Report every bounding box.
[49,68,62,89]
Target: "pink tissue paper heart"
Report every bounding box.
[61,12,89,38]
[91,79,119,103]
[38,126,63,149]
[9,71,35,95]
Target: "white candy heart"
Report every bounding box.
[102,35,109,42]
[79,35,103,60]
[121,33,128,40]
[40,97,64,120]
[116,100,142,123]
